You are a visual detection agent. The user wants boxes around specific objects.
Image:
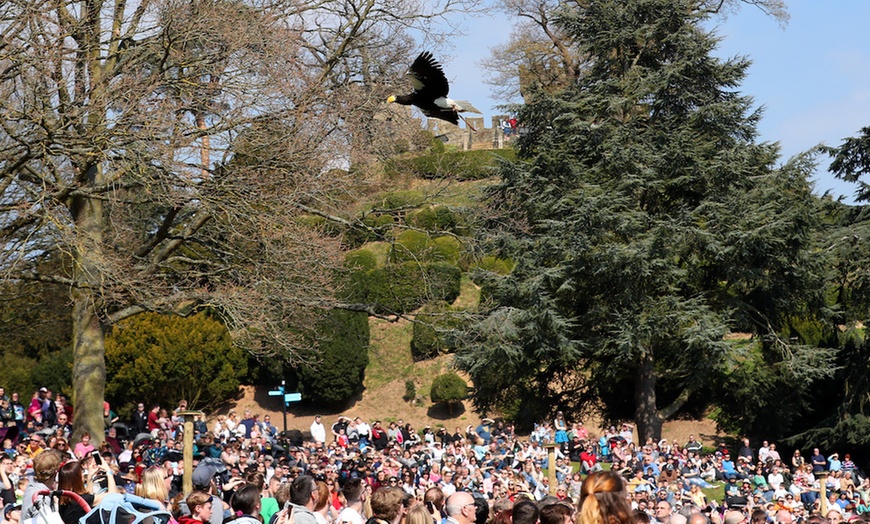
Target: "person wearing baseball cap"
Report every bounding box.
[3,503,21,524]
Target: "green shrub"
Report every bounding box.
[295,215,343,237]
[390,230,432,263]
[297,309,370,408]
[30,348,73,398]
[347,262,462,315]
[365,264,420,313]
[430,236,462,265]
[343,214,395,249]
[408,149,516,181]
[105,312,246,414]
[424,263,462,304]
[408,206,469,235]
[389,231,465,266]
[430,372,468,404]
[344,249,378,271]
[0,351,39,398]
[403,380,417,401]
[378,190,425,210]
[408,207,438,230]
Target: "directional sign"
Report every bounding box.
[268,387,285,396]
[285,393,302,403]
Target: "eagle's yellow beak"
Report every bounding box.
[387,95,396,103]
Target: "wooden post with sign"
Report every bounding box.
[177,410,205,495]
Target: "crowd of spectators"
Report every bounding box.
[0,387,867,524]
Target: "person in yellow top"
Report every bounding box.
[627,469,653,495]
[22,434,44,459]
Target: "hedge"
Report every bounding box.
[472,255,514,276]
[407,206,469,235]
[345,262,462,314]
[389,231,463,266]
[390,230,431,264]
[387,149,517,181]
[344,249,378,271]
[343,214,395,249]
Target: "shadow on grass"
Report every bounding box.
[427,402,466,420]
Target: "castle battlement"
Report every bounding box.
[426,115,515,150]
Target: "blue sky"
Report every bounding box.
[437,0,870,203]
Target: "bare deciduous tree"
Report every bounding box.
[482,0,788,104]
[0,0,475,441]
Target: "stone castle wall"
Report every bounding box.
[425,115,514,150]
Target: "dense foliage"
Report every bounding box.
[296,310,370,408]
[457,0,834,439]
[346,262,462,315]
[105,312,247,415]
[387,147,516,181]
[429,372,469,405]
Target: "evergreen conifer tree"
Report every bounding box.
[459,0,832,440]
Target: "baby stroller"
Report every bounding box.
[27,490,92,524]
[79,493,172,524]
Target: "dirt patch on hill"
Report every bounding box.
[221,381,724,446]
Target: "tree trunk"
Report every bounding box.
[71,286,107,444]
[634,350,663,442]
[70,163,107,445]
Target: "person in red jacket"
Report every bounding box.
[580,444,602,473]
[147,405,161,436]
[178,491,213,524]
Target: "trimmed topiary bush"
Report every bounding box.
[430,372,468,413]
[398,149,516,181]
[378,190,425,210]
[344,262,462,315]
[408,207,438,231]
[297,309,370,408]
[424,263,462,304]
[343,214,395,248]
[295,215,344,237]
[408,206,469,235]
[390,230,432,263]
[430,236,462,265]
[403,380,417,402]
[344,249,378,271]
[473,255,515,276]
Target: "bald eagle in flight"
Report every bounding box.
[387,51,481,126]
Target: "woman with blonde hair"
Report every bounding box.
[689,484,707,508]
[136,466,170,509]
[578,471,633,524]
[405,503,433,524]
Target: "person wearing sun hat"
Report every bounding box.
[3,503,21,524]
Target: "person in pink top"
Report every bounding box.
[73,432,95,459]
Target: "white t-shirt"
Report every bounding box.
[310,421,326,443]
[337,507,365,524]
[768,472,784,490]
